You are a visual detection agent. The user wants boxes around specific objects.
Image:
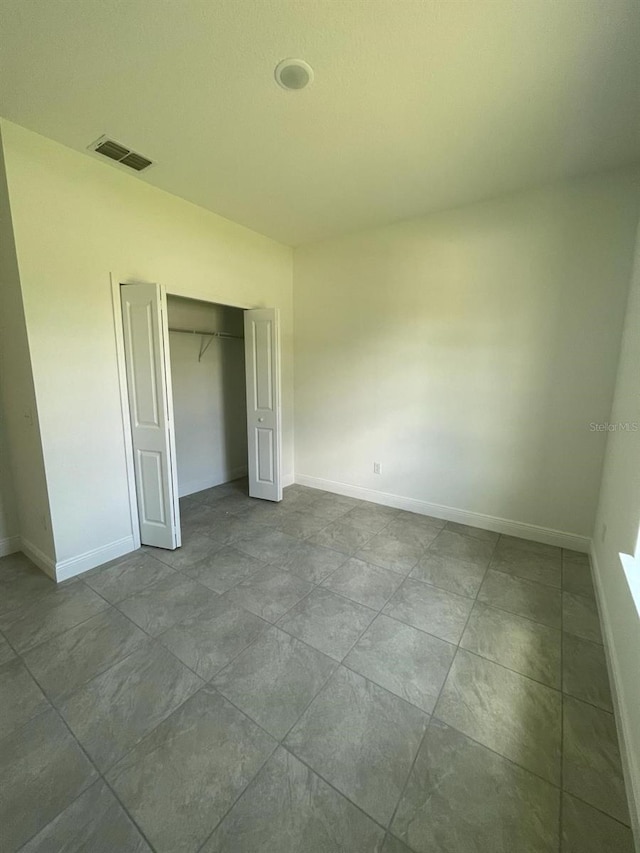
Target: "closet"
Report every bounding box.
[166,295,247,499]
[118,281,282,549]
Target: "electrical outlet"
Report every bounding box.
[601,522,607,543]
[373,462,382,475]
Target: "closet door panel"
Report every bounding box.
[244,308,282,501]
[121,283,181,548]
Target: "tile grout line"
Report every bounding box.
[187,508,455,844]
[67,633,629,853]
[118,550,352,846]
[271,519,433,663]
[192,741,282,853]
[0,513,533,730]
[190,639,440,853]
[5,634,163,853]
[309,556,429,721]
[1,491,619,850]
[23,522,360,799]
[194,738,395,853]
[231,512,400,633]
[63,578,219,690]
[426,541,630,830]
[9,580,223,849]
[10,777,155,853]
[330,546,456,716]
[280,746,393,836]
[0,552,622,847]
[0,580,113,656]
[473,570,574,634]
[416,705,633,827]
[63,658,279,853]
[180,507,430,638]
[9,591,211,853]
[77,540,306,759]
[275,659,343,744]
[384,720,431,845]
[111,501,400,645]
[377,530,500,841]
[410,563,602,675]
[430,537,566,791]
[214,562,445,725]
[429,533,564,794]
[56,711,162,853]
[174,550,272,595]
[22,607,160,709]
[251,494,367,546]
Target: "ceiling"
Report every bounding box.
[1,0,639,246]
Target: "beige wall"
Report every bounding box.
[294,169,640,540]
[0,119,292,571]
[167,296,247,497]
[0,405,19,555]
[0,129,55,566]
[592,221,640,835]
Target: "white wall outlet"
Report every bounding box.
[373,462,382,475]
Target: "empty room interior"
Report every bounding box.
[1,1,640,852]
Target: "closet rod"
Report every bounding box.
[168,326,244,362]
[168,327,244,341]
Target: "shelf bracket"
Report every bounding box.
[198,335,215,362]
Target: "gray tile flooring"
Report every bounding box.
[0,480,635,852]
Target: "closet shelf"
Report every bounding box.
[168,327,244,361]
[168,326,243,340]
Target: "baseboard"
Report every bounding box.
[294,474,591,552]
[20,538,57,580]
[0,534,21,557]
[54,535,136,582]
[177,468,293,499]
[589,546,640,848]
[179,466,248,498]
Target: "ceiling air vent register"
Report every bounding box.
[88,136,154,171]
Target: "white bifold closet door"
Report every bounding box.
[120,283,181,549]
[244,308,283,501]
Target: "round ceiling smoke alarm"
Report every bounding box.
[274,58,314,90]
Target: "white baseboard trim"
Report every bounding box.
[55,535,137,582]
[179,467,248,498]
[590,546,640,847]
[295,474,590,552]
[20,538,57,580]
[0,535,21,557]
[282,472,295,488]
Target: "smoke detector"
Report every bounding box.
[88,136,154,172]
[274,58,314,90]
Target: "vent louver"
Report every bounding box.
[88,136,154,172]
[120,152,153,171]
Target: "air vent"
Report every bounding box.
[94,139,129,161]
[88,136,154,172]
[120,152,153,171]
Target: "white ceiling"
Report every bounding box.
[1,0,639,245]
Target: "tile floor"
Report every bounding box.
[0,479,635,852]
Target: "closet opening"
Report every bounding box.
[167,294,248,505]
[115,279,283,552]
